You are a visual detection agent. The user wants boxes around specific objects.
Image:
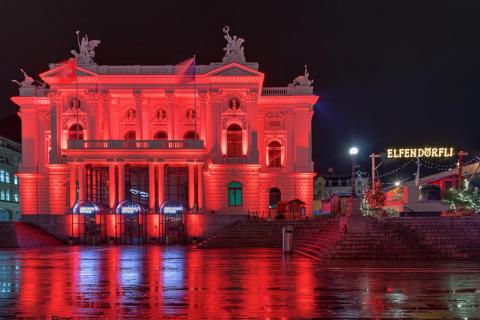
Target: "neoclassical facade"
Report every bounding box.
[12,30,317,223]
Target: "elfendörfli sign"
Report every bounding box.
[387,147,455,159]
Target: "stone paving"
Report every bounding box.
[0,246,479,319]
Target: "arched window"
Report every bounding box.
[227,124,242,157]
[228,181,242,206]
[124,130,136,140]
[269,188,281,208]
[68,124,84,140]
[153,131,168,140]
[183,131,199,140]
[267,141,282,167]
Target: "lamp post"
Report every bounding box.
[349,147,358,197]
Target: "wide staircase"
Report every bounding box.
[0,222,63,248]
[387,217,480,259]
[196,215,480,260]
[195,217,341,252]
[330,218,438,259]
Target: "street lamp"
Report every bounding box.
[394,181,401,187]
[349,147,359,197]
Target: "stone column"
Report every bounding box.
[69,165,77,207]
[246,88,259,163]
[199,89,208,144]
[166,89,175,139]
[118,164,125,203]
[133,90,143,140]
[100,90,111,140]
[197,164,203,210]
[48,90,62,164]
[85,89,98,140]
[142,98,150,140]
[78,164,86,200]
[37,111,48,173]
[109,164,116,209]
[157,164,165,208]
[188,164,195,210]
[110,102,120,139]
[148,164,155,211]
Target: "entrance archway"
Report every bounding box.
[72,200,104,244]
[160,200,187,244]
[115,200,146,244]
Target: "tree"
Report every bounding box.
[364,181,386,209]
[443,179,480,214]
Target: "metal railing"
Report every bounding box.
[67,139,205,150]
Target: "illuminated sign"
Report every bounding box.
[160,200,184,216]
[79,206,96,214]
[387,147,454,159]
[116,200,142,215]
[72,201,99,215]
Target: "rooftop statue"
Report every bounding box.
[222,26,246,64]
[70,30,101,65]
[11,69,35,88]
[290,65,314,87]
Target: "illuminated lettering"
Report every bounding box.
[79,206,95,214]
[121,205,139,214]
[163,206,183,214]
[386,147,455,158]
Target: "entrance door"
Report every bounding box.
[115,200,146,244]
[116,213,145,244]
[83,216,102,244]
[160,200,186,244]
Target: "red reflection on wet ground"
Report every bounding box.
[1,247,480,318]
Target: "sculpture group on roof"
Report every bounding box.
[290,65,314,87]
[222,25,246,64]
[70,30,101,65]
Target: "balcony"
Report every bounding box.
[67,139,205,150]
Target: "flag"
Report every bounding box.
[175,57,195,84]
[58,58,77,84]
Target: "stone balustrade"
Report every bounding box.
[67,139,205,150]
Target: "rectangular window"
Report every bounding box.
[5,190,10,201]
[0,190,4,201]
[14,193,18,202]
[228,182,243,206]
[14,176,18,185]
[0,170,4,183]
[5,172,9,184]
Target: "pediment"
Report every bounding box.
[40,63,98,79]
[206,63,262,77]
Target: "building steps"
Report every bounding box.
[14,222,64,247]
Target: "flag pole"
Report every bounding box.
[193,55,197,142]
[75,59,79,141]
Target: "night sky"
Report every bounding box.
[1,0,479,174]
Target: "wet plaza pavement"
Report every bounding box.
[0,246,479,319]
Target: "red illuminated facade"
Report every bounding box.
[11,31,317,241]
